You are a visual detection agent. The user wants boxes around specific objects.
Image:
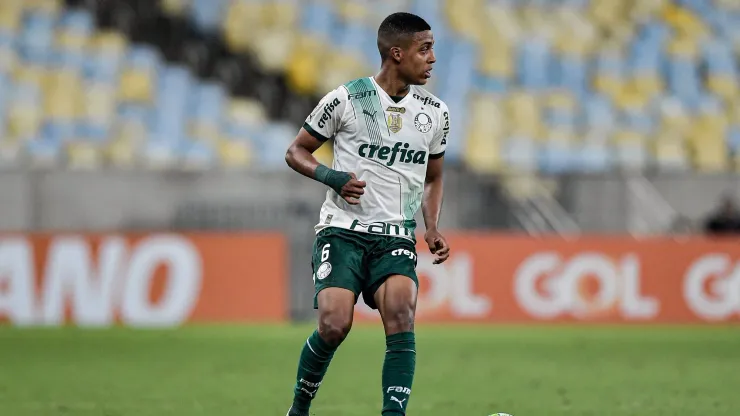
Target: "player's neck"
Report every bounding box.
[374,68,410,98]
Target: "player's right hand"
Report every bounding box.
[340,172,366,205]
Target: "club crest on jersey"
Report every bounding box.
[414,113,433,133]
[388,113,403,133]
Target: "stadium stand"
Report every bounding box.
[0,0,740,174]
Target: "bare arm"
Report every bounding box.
[285,128,366,204]
[284,127,325,180]
[422,156,445,232]
[422,156,450,264]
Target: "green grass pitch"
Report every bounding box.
[0,324,738,415]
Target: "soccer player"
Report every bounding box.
[284,12,450,416]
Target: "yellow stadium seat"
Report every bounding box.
[265,1,300,29]
[286,38,324,95]
[545,90,577,112]
[7,106,42,139]
[56,30,88,51]
[160,0,189,17]
[666,35,699,59]
[13,65,47,87]
[45,70,82,120]
[0,3,23,32]
[507,92,542,138]
[630,0,668,21]
[662,3,707,37]
[692,139,729,172]
[253,29,295,72]
[217,138,253,168]
[590,0,625,28]
[317,52,364,96]
[106,138,138,168]
[614,84,650,112]
[632,74,664,99]
[118,68,154,104]
[92,31,128,56]
[470,95,505,138]
[593,73,623,101]
[478,37,514,78]
[653,134,689,170]
[81,83,116,126]
[23,0,61,14]
[222,1,263,53]
[66,141,103,170]
[446,0,484,41]
[335,1,370,24]
[0,44,17,74]
[464,133,502,174]
[228,98,267,128]
[707,74,738,101]
[190,121,219,144]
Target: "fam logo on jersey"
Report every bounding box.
[414,113,433,133]
[358,141,427,166]
[413,94,441,108]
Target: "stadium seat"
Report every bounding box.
[2,0,740,173]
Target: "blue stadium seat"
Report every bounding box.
[666,55,702,110]
[190,0,230,34]
[152,65,194,144]
[517,36,552,91]
[577,141,612,173]
[539,140,574,174]
[19,10,55,66]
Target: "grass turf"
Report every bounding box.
[0,324,737,415]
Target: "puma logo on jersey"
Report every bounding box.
[357,142,427,166]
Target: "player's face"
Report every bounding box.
[401,31,435,85]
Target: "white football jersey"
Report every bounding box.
[303,77,450,241]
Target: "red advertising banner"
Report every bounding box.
[354,234,740,324]
[0,233,287,326]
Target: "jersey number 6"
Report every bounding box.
[321,243,331,262]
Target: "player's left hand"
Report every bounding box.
[424,229,450,265]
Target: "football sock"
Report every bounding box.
[382,332,416,415]
[292,329,338,412]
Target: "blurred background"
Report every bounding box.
[2,0,740,318]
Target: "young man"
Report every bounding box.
[284,12,451,416]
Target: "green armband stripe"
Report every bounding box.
[429,151,445,159]
[303,122,330,142]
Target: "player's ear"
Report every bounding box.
[390,46,403,63]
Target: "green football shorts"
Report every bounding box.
[310,227,419,310]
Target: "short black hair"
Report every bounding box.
[377,12,432,62]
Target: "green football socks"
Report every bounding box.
[291,330,337,412]
[382,332,416,415]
